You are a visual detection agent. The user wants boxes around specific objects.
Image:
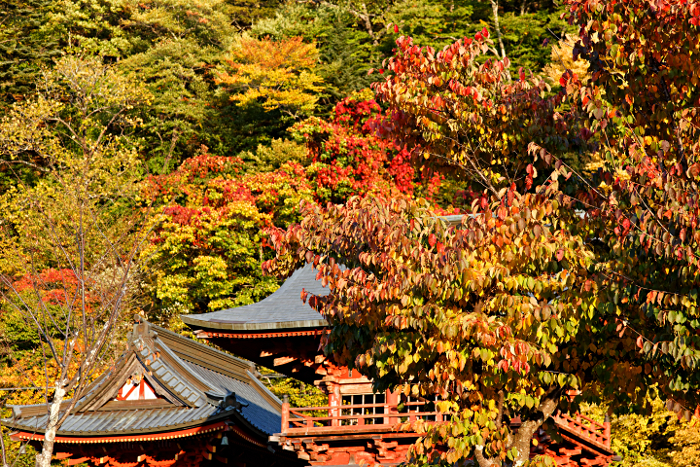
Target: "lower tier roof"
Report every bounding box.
[4,317,283,440]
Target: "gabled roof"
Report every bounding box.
[4,317,283,441]
[182,263,329,332]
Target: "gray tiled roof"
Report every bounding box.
[4,320,283,438]
[186,364,281,435]
[182,263,330,331]
[9,406,213,436]
[183,216,467,333]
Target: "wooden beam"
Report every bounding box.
[67,457,89,466]
[273,356,297,366]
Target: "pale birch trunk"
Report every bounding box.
[35,385,65,467]
[489,0,507,60]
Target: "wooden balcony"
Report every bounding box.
[275,398,615,466]
[281,400,443,436]
[552,412,611,450]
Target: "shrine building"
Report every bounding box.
[4,317,303,467]
[5,258,619,466]
[182,263,618,467]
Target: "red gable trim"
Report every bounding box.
[197,329,329,339]
[11,422,227,444]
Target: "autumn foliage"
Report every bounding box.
[262,1,700,466]
[294,96,441,202]
[371,29,574,195]
[264,183,593,465]
[217,35,323,115]
[143,97,441,319]
[142,151,313,318]
[5,1,700,466]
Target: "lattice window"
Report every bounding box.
[398,396,437,421]
[341,393,387,425]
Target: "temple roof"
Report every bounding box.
[4,318,283,441]
[181,216,465,334]
[182,263,329,332]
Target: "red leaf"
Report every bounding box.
[556,249,564,261]
[394,24,399,33]
[429,234,437,247]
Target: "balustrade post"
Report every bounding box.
[576,414,582,433]
[329,385,341,427]
[281,395,289,434]
[383,390,391,426]
[387,390,399,425]
[604,414,611,448]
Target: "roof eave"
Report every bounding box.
[2,410,232,439]
[181,315,328,332]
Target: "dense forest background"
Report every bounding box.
[0,1,698,466]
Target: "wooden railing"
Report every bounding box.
[280,398,611,451]
[281,400,443,434]
[552,412,611,448]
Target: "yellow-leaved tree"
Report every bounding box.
[0,55,156,467]
[216,35,324,117]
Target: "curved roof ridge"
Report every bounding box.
[182,263,330,332]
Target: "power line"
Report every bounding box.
[0,387,42,391]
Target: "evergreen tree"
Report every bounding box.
[0,0,61,102]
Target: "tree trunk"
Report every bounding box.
[511,420,539,466]
[511,396,559,465]
[473,393,559,467]
[520,0,529,16]
[474,444,497,467]
[35,385,65,467]
[1,423,9,467]
[489,0,507,60]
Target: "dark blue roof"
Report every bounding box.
[182,263,329,331]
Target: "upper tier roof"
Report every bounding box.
[4,317,283,440]
[181,263,329,332]
[181,215,467,333]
